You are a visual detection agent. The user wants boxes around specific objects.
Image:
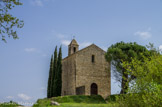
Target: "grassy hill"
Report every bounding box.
[0,101,20,107]
[33,95,118,107]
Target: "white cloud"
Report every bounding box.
[56,34,66,39]
[61,40,71,46]
[31,0,43,7]
[18,94,31,101]
[30,0,55,7]
[159,45,162,51]
[6,96,14,99]
[24,48,37,52]
[134,31,152,40]
[80,42,92,48]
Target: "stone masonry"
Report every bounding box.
[61,39,111,99]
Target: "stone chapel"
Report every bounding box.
[61,39,111,99]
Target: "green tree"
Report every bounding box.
[117,54,162,107]
[55,46,62,96]
[51,46,57,97]
[105,41,149,94]
[47,55,53,98]
[0,0,24,42]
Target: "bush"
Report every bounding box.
[0,101,19,107]
[116,55,162,107]
[106,94,118,102]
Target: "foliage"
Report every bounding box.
[54,46,62,96]
[0,0,24,42]
[47,55,54,98]
[51,46,57,97]
[105,94,118,102]
[116,54,162,107]
[105,41,150,94]
[0,101,19,107]
[47,46,62,98]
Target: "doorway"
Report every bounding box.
[90,83,98,95]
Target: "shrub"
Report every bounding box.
[116,55,162,107]
[0,101,19,107]
[106,94,118,102]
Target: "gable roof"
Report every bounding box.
[63,44,106,61]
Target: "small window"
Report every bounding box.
[73,47,76,53]
[92,55,95,63]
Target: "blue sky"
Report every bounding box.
[0,0,162,105]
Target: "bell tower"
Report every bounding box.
[68,39,79,56]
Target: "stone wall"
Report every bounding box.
[62,54,76,96]
[75,45,111,99]
[62,44,111,99]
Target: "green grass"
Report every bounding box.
[55,103,117,107]
[51,95,106,103]
[33,95,118,107]
[33,102,118,107]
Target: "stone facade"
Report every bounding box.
[62,39,111,99]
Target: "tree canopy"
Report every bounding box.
[0,0,24,42]
[117,53,162,107]
[105,41,150,94]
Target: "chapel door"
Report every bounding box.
[91,83,98,95]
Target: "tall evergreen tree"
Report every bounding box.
[47,55,53,98]
[55,46,62,96]
[47,45,62,98]
[51,46,58,97]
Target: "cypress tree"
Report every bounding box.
[47,55,54,98]
[47,45,62,98]
[55,46,62,96]
[51,46,58,97]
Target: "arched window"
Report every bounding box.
[91,83,98,95]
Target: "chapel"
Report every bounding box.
[61,39,111,98]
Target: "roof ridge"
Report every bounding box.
[63,44,106,61]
